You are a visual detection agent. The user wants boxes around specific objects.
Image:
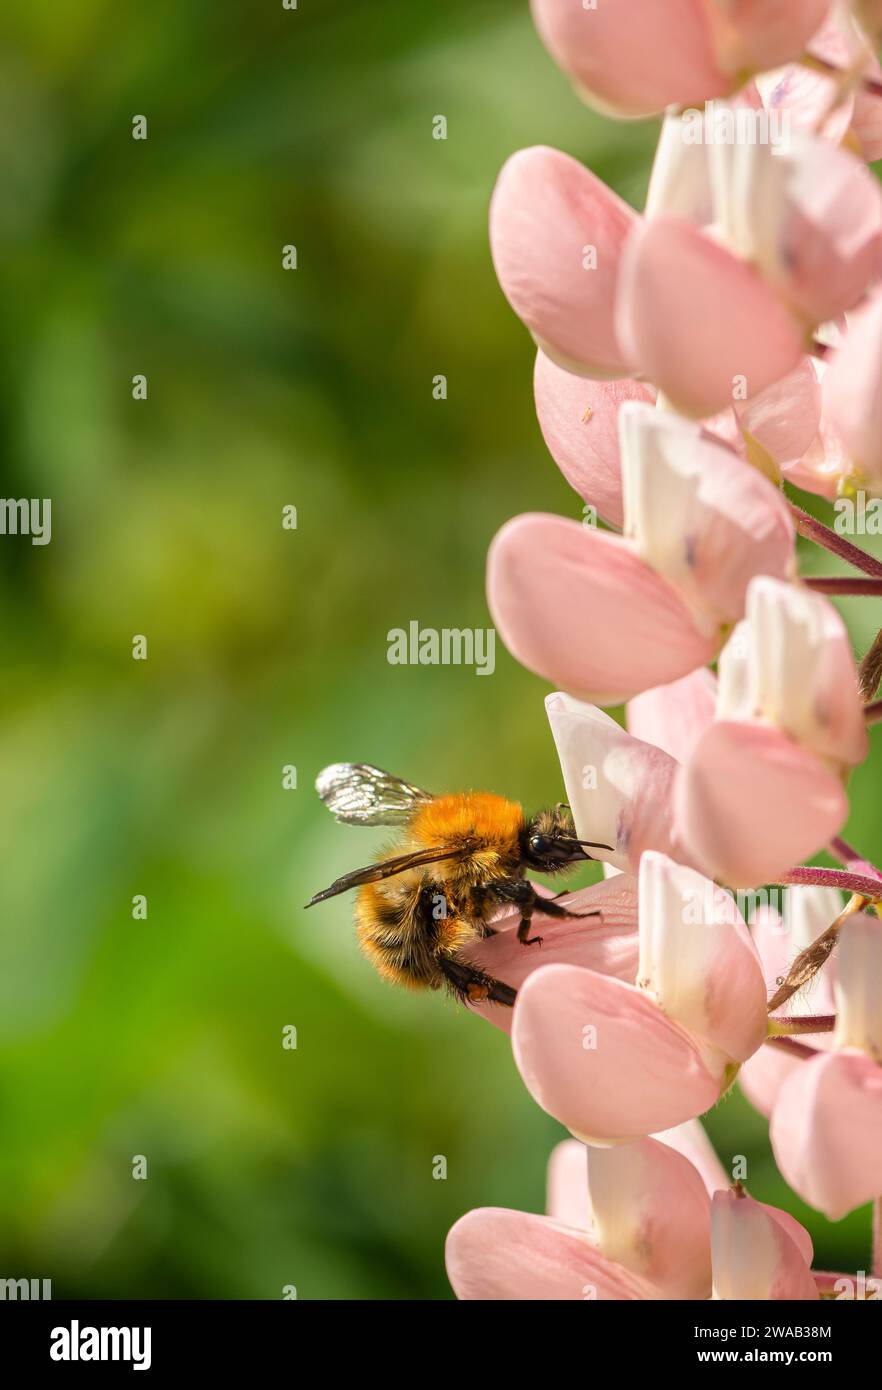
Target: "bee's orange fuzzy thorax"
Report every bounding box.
[410,792,524,852]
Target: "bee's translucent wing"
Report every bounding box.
[315,763,434,826]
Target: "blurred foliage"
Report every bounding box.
[0,0,876,1298]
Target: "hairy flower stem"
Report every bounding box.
[768,1015,835,1036]
[829,835,882,881]
[780,866,881,897]
[789,503,882,579]
[860,629,882,701]
[804,576,882,596]
[767,891,868,1013]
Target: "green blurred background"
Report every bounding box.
[0,0,878,1298]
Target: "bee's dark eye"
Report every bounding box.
[529,833,549,855]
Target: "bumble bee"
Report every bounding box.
[306,763,612,1007]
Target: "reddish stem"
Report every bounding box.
[804,576,882,596]
[829,836,882,881]
[772,1014,835,1035]
[866,699,882,726]
[780,866,882,898]
[790,503,882,580]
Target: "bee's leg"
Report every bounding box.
[439,956,516,1008]
[484,876,545,946]
[517,917,543,947]
[535,896,603,924]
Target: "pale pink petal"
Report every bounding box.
[652,1120,729,1195]
[760,1200,815,1267]
[546,1140,589,1229]
[445,1207,659,1300]
[784,362,848,499]
[487,514,718,704]
[755,62,854,151]
[711,1190,819,1300]
[674,721,848,889]
[512,963,724,1143]
[771,1050,882,1221]
[852,81,882,164]
[769,137,882,326]
[638,851,767,1063]
[462,876,639,1034]
[586,1137,711,1299]
[722,577,868,772]
[626,668,717,763]
[707,1,831,74]
[826,292,882,486]
[546,693,687,876]
[739,1040,803,1119]
[617,217,804,418]
[533,350,654,530]
[734,358,821,473]
[620,405,796,632]
[808,15,882,162]
[489,146,637,378]
[529,0,729,118]
[834,913,882,1057]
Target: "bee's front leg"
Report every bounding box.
[484,877,545,947]
[535,895,602,924]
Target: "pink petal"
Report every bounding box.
[770,138,882,326]
[512,963,724,1143]
[626,668,717,763]
[621,408,796,631]
[784,362,848,500]
[529,0,729,118]
[729,577,868,772]
[487,514,718,704]
[739,1041,803,1119]
[851,81,882,165]
[708,1,831,74]
[826,293,882,486]
[533,350,653,530]
[771,1050,882,1221]
[546,1140,589,1229]
[652,1120,729,1195]
[638,851,768,1063]
[755,62,854,152]
[586,1136,712,1299]
[489,146,637,377]
[461,876,639,1034]
[674,721,849,889]
[617,217,804,418]
[445,1207,659,1300]
[711,1190,819,1300]
[807,17,882,161]
[546,693,687,876]
[760,1200,815,1267]
[734,358,821,474]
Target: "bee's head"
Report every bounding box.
[521,806,612,872]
